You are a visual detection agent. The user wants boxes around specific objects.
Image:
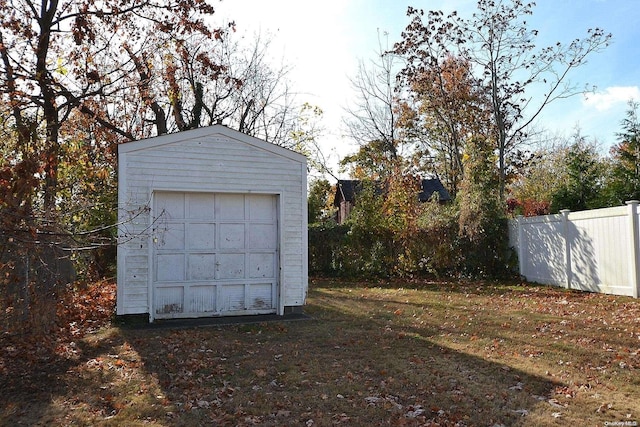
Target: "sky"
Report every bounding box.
[212,0,640,177]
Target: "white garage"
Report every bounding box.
[117,125,307,322]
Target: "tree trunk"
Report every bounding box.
[36,0,60,213]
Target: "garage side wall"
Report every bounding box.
[117,131,307,316]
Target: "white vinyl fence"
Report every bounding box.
[508,201,639,298]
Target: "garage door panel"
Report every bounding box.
[248,283,274,309]
[155,286,184,315]
[217,194,245,219]
[156,193,185,219]
[156,254,185,281]
[219,223,245,249]
[216,253,245,279]
[153,192,277,318]
[249,224,276,249]
[187,223,215,249]
[221,284,245,311]
[157,224,185,250]
[189,285,217,312]
[249,195,275,220]
[188,254,216,280]
[249,253,275,278]
[188,194,215,219]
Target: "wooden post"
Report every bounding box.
[626,201,639,298]
[560,209,572,289]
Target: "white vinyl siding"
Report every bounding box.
[117,126,307,318]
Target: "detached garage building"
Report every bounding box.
[117,125,308,322]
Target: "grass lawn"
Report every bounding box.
[1,278,639,426]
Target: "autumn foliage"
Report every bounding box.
[0,280,115,379]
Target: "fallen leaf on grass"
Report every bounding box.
[548,399,567,408]
[405,405,425,418]
[365,396,380,405]
[332,413,350,423]
[508,382,523,391]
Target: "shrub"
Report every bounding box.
[307,168,515,279]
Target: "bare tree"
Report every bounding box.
[395,1,611,197]
[342,31,405,178]
[132,30,302,149]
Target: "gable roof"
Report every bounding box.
[334,180,362,206]
[334,178,451,206]
[117,124,307,164]
[418,178,452,202]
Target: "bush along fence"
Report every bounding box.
[508,200,640,298]
[308,219,511,279]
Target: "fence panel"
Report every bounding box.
[509,201,639,298]
[520,214,566,286]
[568,207,630,295]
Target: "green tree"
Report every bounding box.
[457,136,510,276]
[607,101,640,204]
[290,103,330,176]
[307,178,333,224]
[550,138,607,212]
[506,146,562,216]
[458,137,501,239]
[342,179,392,276]
[56,112,119,276]
[340,140,401,180]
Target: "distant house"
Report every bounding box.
[334,178,451,224]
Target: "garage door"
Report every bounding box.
[152,192,278,319]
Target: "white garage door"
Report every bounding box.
[152,192,278,319]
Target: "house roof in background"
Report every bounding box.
[419,178,451,202]
[334,178,451,206]
[334,180,361,206]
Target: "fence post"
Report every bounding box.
[626,201,639,298]
[560,209,572,289]
[516,215,525,278]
